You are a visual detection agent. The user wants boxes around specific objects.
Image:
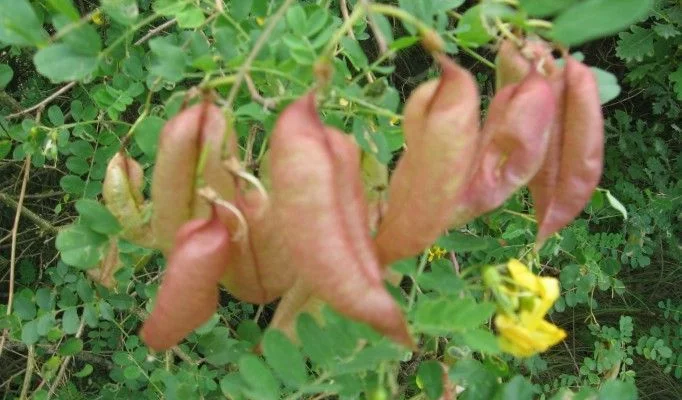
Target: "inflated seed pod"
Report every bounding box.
[217,188,295,304]
[269,278,323,341]
[450,69,556,227]
[103,152,155,248]
[374,55,480,265]
[529,56,604,246]
[495,39,554,91]
[269,94,412,347]
[140,208,230,351]
[151,101,238,252]
[86,239,121,288]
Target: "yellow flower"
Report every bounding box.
[339,98,349,107]
[486,259,566,357]
[389,116,401,126]
[256,17,265,26]
[91,10,105,26]
[427,245,447,262]
[495,312,567,357]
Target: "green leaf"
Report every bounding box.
[0,63,13,89]
[48,0,80,21]
[591,67,621,104]
[231,0,253,20]
[417,360,443,400]
[262,330,308,388]
[436,231,490,252]
[220,373,247,400]
[519,0,572,17]
[56,224,108,269]
[333,341,404,375]
[53,16,102,56]
[34,44,99,83]
[456,5,493,48]
[552,0,653,46]
[238,354,280,400]
[458,328,500,354]
[413,297,496,335]
[60,175,86,194]
[296,313,336,366]
[501,375,535,400]
[286,5,307,36]
[62,308,80,334]
[176,6,205,29]
[75,199,122,235]
[48,105,65,126]
[652,23,680,39]
[340,37,369,70]
[669,65,682,101]
[59,338,83,356]
[149,36,188,83]
[14,295,37,320]
[74,364,93,378]
[101,0,139,25]
[598,380,637,400]
[66,157,90,175]
[0,0,49,47]
[123,365,140,380]
[21,320,39,344]
[616,26,655,62]
[433,0,465,13]
[134,116,165,157]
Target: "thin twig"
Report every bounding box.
[6,82,76,119]
[360,0,389,56]
[244,74,278,110]
[224,0,296,110]
[0,155,32,358]
[134,18,177,46]
[19,345,35,400]
[0,192,60,234]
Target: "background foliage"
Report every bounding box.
[0,0,680,399]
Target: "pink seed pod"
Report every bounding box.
[529,56,604,246]
[374,55,481,265]
[151,101,238,253]
[269,94,413,347]
[450,69,557,227]
[140,209,230,351]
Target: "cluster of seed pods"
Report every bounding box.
[93,38,603,351]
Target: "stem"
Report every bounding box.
[322,5,366,59]
[502,209,537,223]
[369,4,432,37]
[0,155,32,359]
[0,192,60,234]
[407,250,429,310]
[223,0,297,110]
[526,19,553,29]
[19,345,35,400]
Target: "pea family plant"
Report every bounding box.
[0,0,667,399]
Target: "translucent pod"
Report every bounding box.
[269,94,412,347]
[140,209,230,351]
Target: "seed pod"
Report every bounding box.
[269,278,324,341]
[374,55,480,265]
[495,39,554,91]
[103,153,155,248]
[450,70,556,227]
[151,101,237,252]
[218,188,295,304]
[140,208,230,351]
[86,239,121,288]
[529,56,604,246]
[270,94,412,347]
